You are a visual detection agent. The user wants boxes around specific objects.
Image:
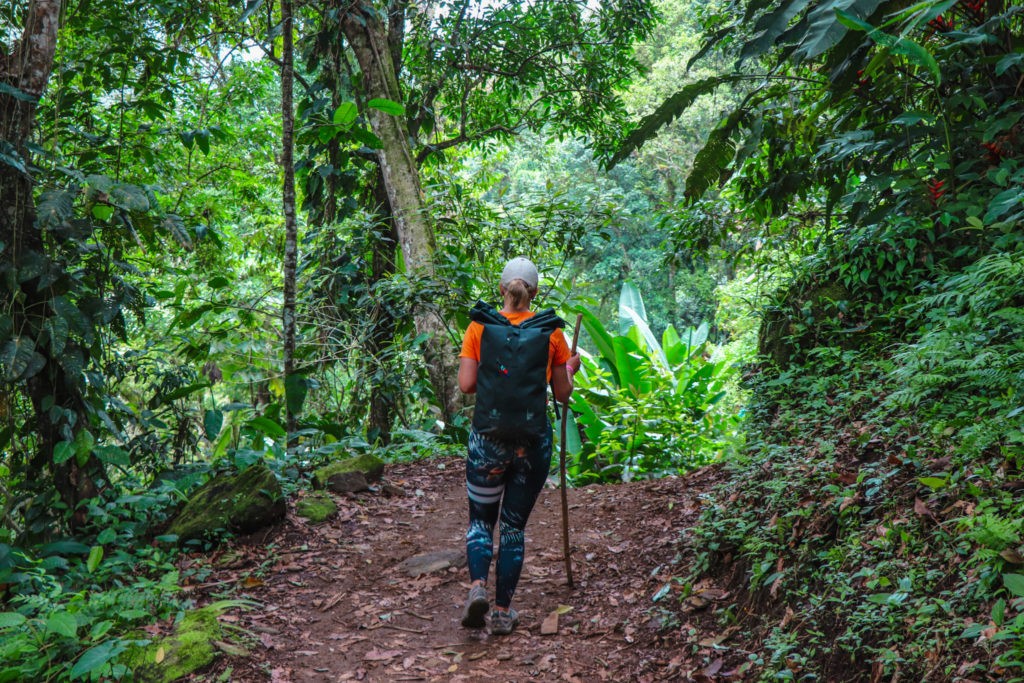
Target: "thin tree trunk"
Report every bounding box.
[281,0,299,434]
[367,174,398,444]
[340,6,463,423]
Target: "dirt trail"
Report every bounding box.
[196,457,727,682]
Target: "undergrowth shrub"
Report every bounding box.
[686,333,1024,682]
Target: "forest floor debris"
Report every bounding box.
[192,456,732,681]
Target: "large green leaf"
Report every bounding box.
[0,612,27,629]
[366,98,405,116]
[35,190,74,229]
[0,82,37,103]
[570,393,607,444]
[575,307,619,387]
[792,0,885,61]
[618,280,648,335]
[562,409,583,456]
[69,640,119,680]
[985,187,1024,223]
[106,183,149,211]
[157,381,210,405]
[684,107,747,203]
[52,296,91,339]
[0,140,26,173]
[613,336,649,396]
[94,446,130,467]
[204,409,223,440]
[686,25,736,71]
[350,127,384,149]
[44,314,69,356]
[662,325,686,366]
[333,102,358,126]
[53,441,75,464]
[607,75,747,169]
[45,612,78,639]
[740,0,813,63]
[620,305,668,371]
[86,546,103,573]
[1,337,43,382]
[685,321,710,349]
[1004,573,1024,598]
[285,374,308,416]
[247,416,286,439]
[835,9,941,83]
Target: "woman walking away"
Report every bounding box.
[457,257,581,636]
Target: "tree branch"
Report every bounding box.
[415,124,517,164]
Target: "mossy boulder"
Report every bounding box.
[167,462,285,544]
[295,492,337,523]
[125,606,229,682]
[313,453,385,493]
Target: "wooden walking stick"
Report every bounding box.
[559,313,583,587]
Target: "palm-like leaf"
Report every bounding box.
[683,107,748,202]
[793,0,886,61]
[740,0,814,62]
[606,75,746,169]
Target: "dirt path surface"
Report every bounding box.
[196,457,727,682]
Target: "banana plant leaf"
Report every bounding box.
[618,280,648,335]
[620,304,669,371]
[575,306,620,387]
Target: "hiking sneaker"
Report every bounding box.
[489,608,519,636]
[460,584,489,629]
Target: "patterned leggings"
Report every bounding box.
[465,425,552,608]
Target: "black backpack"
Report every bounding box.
[469,300,565,442]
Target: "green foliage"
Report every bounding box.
[888,251,1024,459]
[568,285,738,482]
[0,481,192,681]
[405,0,659,154]
[605,74,749,168]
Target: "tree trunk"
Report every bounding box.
[340,5,463,423]
[366,174,398,444]
[2,0,99,526]
[281,0,299,435]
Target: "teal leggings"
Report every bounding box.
[465,425,552,608]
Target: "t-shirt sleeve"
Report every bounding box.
[460,322,484,360]
[549,329,571,366]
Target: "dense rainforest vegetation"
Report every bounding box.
[1,0,1022,679]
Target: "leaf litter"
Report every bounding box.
[199,456,738,681]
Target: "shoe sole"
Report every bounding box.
[461,596,489,628]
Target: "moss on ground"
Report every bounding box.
[296,492,337,523]
[124,606,229,682]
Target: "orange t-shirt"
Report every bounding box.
[460,310,571,382]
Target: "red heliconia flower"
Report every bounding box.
[927,14,955,32]
[927,178,947,205]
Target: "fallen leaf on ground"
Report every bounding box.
[363,648,403,661]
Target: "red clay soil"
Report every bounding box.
[189,456,734,682]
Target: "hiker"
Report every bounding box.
[456,257,581,636]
